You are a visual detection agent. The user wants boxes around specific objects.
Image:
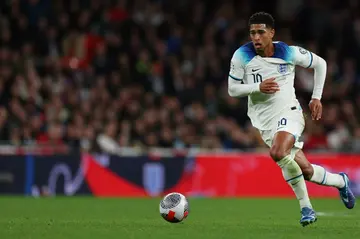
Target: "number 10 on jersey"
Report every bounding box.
[252,73,262,83]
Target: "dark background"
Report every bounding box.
[0,0,359,153]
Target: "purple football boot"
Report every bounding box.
[338,173,356,209]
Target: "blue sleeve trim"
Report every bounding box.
[229,74,242,81]
[307,52,313,68]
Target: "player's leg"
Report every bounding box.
[268,106,318,226]
[295,150,356,209]
[295,150,343,185]
[270,131,316,226]
[270,132,313,209]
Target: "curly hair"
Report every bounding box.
[248,12,275,29]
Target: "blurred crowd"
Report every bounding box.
[0,0,360,153]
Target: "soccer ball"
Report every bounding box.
[159,192,189,223]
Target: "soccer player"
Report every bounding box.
[227,12,356,226]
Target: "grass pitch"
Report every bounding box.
[0,197,359,239]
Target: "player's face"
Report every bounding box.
[249,24,274,51]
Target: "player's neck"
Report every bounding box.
[257,43,275,57]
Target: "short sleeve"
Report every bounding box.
[229,52,245,82]
[290,46,313,68]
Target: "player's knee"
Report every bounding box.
[301,164,314,180]
[269,145,289,161]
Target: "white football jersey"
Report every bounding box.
[229,41,313,130]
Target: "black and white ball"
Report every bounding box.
[159,192,189,223]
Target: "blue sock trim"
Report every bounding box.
[341,173,348,188]
[286,174,303,183]
[320,167,327,184]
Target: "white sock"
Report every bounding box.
[277,153,312,209]
[309,164,345,189]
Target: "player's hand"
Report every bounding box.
[308,99,322,120]
[259,78,280,94]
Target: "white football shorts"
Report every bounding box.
[259,105,305,151]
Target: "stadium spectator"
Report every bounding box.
[0,0,359,153]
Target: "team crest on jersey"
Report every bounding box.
[298,47,307,54]
[278,64,288,74]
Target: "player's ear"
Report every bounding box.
[270,28,275,38]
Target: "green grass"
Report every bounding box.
[0,197,359,239]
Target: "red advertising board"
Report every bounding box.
[165,153,360,198]
[4,152,359,197]
[80,153,360,198]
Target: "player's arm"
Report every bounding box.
[291,46,327,120]
[228,76,261,97]
[307,53,326,101]
[228,76,279,97]
[308,53,326,120]
[227,56,260,97]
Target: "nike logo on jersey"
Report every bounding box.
[252,68,260,72]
